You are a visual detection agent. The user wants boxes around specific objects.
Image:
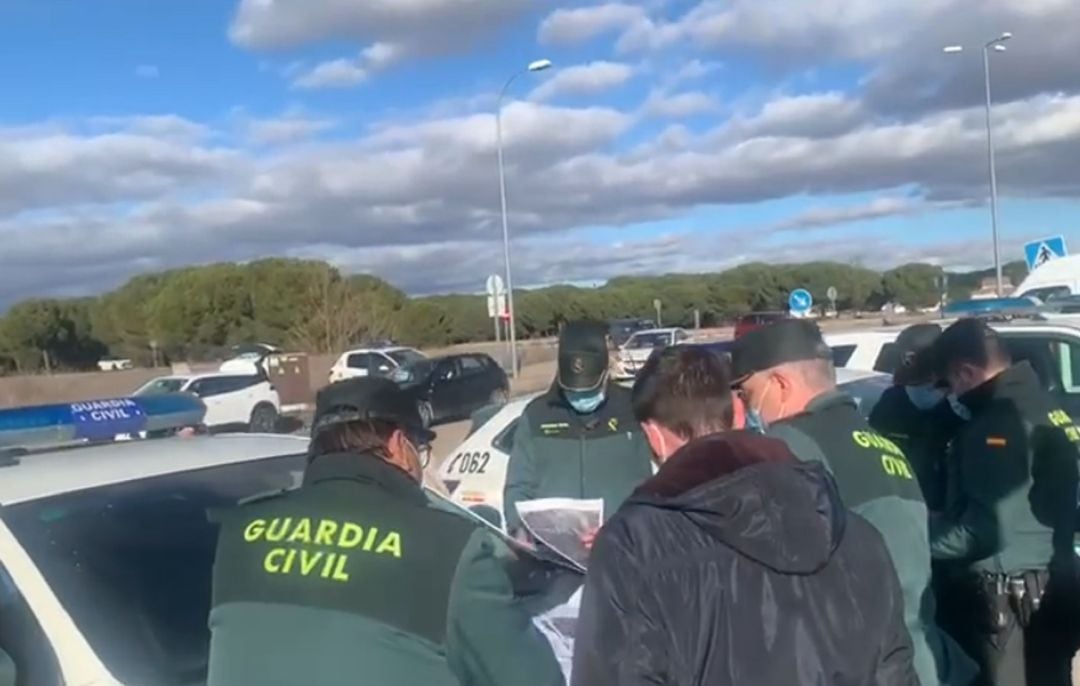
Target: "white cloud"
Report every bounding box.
[229,0,531,85]
[5,90,1080,303]
[134,64,160,79]
[643,91,719,118]
[537,3,647,45]
[243,114,337,144]
[530,62,636,101]
[292,58,368,89]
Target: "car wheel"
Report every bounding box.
[489,388,509,406]
[249,403,278,433]
[417,400,434,429]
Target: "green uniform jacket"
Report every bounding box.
[768,391,974,686]
[931,362,1080,574]
[870,386,965,512]
[503,383,655,531]
[207,452,563,686]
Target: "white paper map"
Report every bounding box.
[515,498,604,572]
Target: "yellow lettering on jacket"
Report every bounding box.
[244,517,404,582]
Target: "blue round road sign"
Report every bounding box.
[788,288,813,315]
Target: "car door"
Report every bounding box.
[371,353,395,378]
[345,353,375,379]
[429,359,464,421]
[457,356,491,414]
[998,332,1080,417]
[188,377,245,427]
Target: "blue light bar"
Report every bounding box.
[0,393,206,448]
[943,298,1039,318]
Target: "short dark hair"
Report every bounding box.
[632,346,734,439]
[309,419,397,459]
[933,317,1011,378]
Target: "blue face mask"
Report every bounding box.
[905,384,946,411]
[564,388,606,414]
[744,409,767,434]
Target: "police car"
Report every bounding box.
[0,395,470,685]
[826,318,1080,418]
[438,367,893,529]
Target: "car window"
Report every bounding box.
[831,345,857,367]
[626,332,670,349]
[1,453,307,686]
[346,353,374,370]
[1001,335,1065,393]
[840,375,892,418]
[434,360,458,381]
[372,354,395,375]
[459,356,484,375]
[1023,286,1071,302]
[0,565,62,686]
[674,330,689,342]
[136,378,188,396]
[191,376,258,397]
[873,343,901,374]
[493,417,520,454]
[1053,339,1080,392]
[386,349,425,366]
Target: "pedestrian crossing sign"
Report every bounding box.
[1024,235,1068,271]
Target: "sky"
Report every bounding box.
[2,0,1080,306]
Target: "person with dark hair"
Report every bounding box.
[931,317,1080,686]
[869,323,965,511]
[572,345,918,686]
[731,319,974,686]
[207,377,564,686]
[503,320,654,532]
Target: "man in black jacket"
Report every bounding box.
[930,318,1079,686]
[731,320,973,686]
[869,323,965,512]
[572,346,917,686]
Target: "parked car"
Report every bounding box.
[0,404,485,686]
[607,318,657,347]
[612,328,691,381]
[440,366,892,529]
[134,372,280,432]
[327,346,427,383]
[391,354,509,428]
[733,311,788,338]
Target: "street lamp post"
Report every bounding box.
[944,32,1012,296]
[496,58,552,378]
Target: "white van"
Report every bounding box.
[1015,255,1080,302]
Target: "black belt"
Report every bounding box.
[980,570,1049,629]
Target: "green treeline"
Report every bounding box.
[0,258,1027,373]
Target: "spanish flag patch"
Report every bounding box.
[986,436,1008,448]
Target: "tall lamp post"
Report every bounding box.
[496,58,552,377]
[944,32,1012,296]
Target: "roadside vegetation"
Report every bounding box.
[0,258,1027,373]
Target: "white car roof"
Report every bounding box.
[340,346,418,355]
[0,433,309,505]
[629,328,682,336]
[834,367,887,383]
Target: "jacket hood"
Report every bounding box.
[629,431,846,574]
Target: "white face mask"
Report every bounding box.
[905,384,946,411]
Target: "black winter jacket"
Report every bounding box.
[572,431,917,686]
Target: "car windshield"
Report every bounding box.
[387,349,426,366]
[625,332,670,349]
[839,375,892,418]
[392,359,432,383]
[2,453,307,686]
[135,378,188,395]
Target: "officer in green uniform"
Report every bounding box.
[870,323,965,512]
[207,377,566,686]
[731,319,975,686]
[930,318,1079,686]
[504,320,654,531]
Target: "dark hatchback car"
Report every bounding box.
[391,353,509,427]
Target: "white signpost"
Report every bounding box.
[486,275,507,342]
